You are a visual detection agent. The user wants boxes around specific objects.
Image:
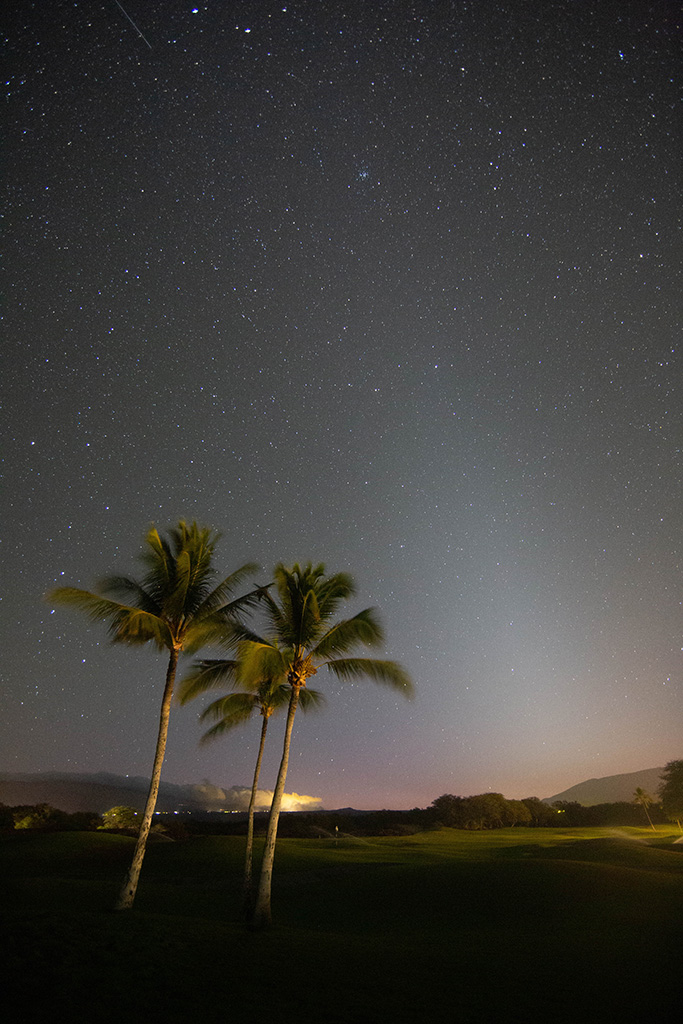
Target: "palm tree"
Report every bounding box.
[48,521,259,910]
[177,659,324,908]
[658,760,683,832]
[633,787,657,831]
[237,562,414,928]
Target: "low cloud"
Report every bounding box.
[188,780,230,809]
[279,791,324,812]
[185,781,322,812]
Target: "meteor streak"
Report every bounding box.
[113,0,153,49]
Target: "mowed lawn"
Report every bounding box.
[2,826,681,1022]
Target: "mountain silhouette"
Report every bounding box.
[544,767,665,806]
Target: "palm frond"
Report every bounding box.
[189,610,266,653]
[202,585,271,635]
[313,607,385,659]
[298,687,326,712]
[99,576,160,615]
[165,548,193,622]
[298,587,322,648]
[315,570,356,619]
[47,588,172,649]
[256,587,291,643]
[139,527,174,599]
[176,659,240,705]
[198,563,261,614]
[263,682,295,710]
[48,587,127,621]
[325,657,414,696]
[214,620,271,650]
[237,641,289,686]
[270,565,301,645]
[196,684,294,742]
[110,607,173,648]
[172,525,222,617]
[199,692,259,726]
[203,681,293,721]
[169,521,219,565]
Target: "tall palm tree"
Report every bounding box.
[177,659,324,907]
[48,521,259,910]
[633,787,657,831]
[237,562,414,928]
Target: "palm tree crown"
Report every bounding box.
[238,561,414,696]
[178,658,323,742]
[48,521,260,909]
[51,521,259,655]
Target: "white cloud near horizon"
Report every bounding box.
[187,781,323,812]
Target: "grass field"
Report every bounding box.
[2,825,681,1022]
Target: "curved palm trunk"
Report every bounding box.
[249,685,301,928]
[242,713,269,911]
[115,647,179,910]
[641,804,656,831]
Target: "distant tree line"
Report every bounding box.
[0,803,101,832]
[429,792,673,830]
[432,793,544,829]
[2,791,673,837]
[542,799,669,828]
[5,759,683,837]
[0,802,195,839]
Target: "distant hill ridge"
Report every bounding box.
[0,771,323,814]
[544,767,665,807]
[0,771,214,813]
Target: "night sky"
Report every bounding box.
[3,0,680,810]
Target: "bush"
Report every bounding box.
[99,806,140,831]
[12,803,65,830]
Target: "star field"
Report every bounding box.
[2,0,680,808]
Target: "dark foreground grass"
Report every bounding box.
[2,826,681,1023]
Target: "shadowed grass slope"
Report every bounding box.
[2,827,681,1022]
